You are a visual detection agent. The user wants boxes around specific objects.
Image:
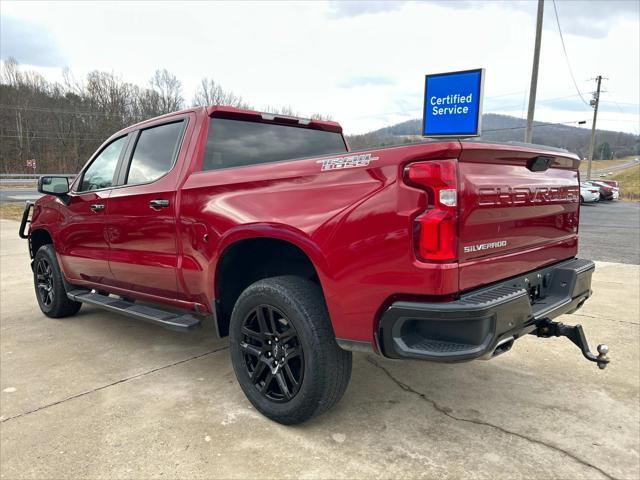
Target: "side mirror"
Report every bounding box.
[38,176,70,195]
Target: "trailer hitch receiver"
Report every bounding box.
[533,318,610,369]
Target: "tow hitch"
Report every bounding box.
[533,318,610,369]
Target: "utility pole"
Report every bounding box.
[586,75,603,180]
[525,0,544,143]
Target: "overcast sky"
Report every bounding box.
[1,0,638,135]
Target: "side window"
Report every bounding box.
[126,121,185,185]
[78,136,127,192]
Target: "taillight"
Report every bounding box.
[404,159,458,262]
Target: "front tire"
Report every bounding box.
[229,276,352,425]
[33,244,82,318]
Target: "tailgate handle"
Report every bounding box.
[527,156,555,172]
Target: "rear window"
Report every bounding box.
[203,118,347,171]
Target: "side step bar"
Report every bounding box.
[67,290,202,332]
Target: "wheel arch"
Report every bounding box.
[213,226,332,338]
[30,227,54,258]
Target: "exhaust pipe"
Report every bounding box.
[492,337,515,358]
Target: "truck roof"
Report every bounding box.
[122,105,343,135]
[206,106,343,133]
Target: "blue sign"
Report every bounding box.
[422,68,485,137]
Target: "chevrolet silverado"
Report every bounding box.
[20,106,609,424]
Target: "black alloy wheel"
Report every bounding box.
[35,257,54,308]
[229,276,352,424]
[240,304,304,402]
[33,244,82,318]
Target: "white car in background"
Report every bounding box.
[580,182,600,203]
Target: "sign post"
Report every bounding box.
[422,68,485,138]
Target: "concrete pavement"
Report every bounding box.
[0,219,638,479]
[0,189,42,203]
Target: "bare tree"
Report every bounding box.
[192,77,249,108]
[310,113,333,121]
[1,57,21,86]
[150,69,184,114]
[262,105,299,116]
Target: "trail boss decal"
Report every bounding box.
[463,240,508,254]
[318,153,379,171]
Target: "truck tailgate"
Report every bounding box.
[457,142,581,291]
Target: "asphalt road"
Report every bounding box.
[588,158,639,175]
[578,201,640,264]
[0,188,42,203]
[1,218,639,479]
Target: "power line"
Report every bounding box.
[0,104,146,118]
[596,118,640,123]
[485,90,526,99]
[0,134,105,140]
[601,99,640,107]
[484,118,590,133]
[601,99,640,113]
[2,127,104,136]
[486,93,585,112]
[551,0,590,107]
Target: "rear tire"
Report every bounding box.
[580,195,584,204]
[33,244,82,318]
[229,276,352,425]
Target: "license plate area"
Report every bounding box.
[507,271,551,305]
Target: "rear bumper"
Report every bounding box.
[378,258,595,362]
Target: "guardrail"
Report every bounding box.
[0,173,75,185]
[0,174,75,178]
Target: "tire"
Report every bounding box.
[580,196,584,204]
[33,244,82,318]
[229,276,352,425]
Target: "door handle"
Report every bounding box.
[149,199,170,210]
[90,204,105,212]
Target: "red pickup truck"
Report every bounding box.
[20,106,609,424]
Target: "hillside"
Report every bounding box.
[347,114,639,159]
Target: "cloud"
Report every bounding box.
[327,0,407,18]
[337,75,397,88]
[432,0,639,39]
[0,15,66,66]
[536,0,638,39]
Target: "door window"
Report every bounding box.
[78,136,127,192]
[126,121,185,185]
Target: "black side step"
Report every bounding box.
[67,290,202,332]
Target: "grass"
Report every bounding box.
[0,203,28,221]
[611,164,640,201]
[578,157,636,174]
